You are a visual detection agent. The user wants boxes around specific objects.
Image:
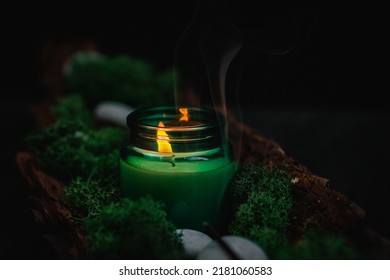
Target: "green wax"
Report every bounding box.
[120,156,237,231]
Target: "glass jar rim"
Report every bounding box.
[126,106,224,132]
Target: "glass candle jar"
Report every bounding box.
[120,106,237,231]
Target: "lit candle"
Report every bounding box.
[120,107,237,231]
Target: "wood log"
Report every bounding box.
[16,152,86,259]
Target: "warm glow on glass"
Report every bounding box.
[179,108,189,122]
[157,121,172,153]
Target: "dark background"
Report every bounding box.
[2,1,389,258]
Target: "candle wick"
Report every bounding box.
[161,155,175,167]
[203,222,240,260]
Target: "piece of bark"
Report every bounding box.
[16,152,86,259]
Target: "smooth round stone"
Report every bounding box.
[94,101,135,127]
[197,235,268,260]
[176,229,213,259]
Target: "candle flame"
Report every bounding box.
[157,121,172,153]
[179,108,188,122]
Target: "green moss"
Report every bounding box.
[229,164,292,253]
[26,119,125,179]
[63,149,121,218]
[52,94,91,124]
[66,55,175,108]
[248,226,288,253]
[63,175,120,218]
[86,197,184,259]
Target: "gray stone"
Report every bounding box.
[94,101,134,127]
[197,235,268,260]
[176,229,213,259]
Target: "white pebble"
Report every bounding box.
[176,229,213,259]
[197,235,268,260]
[94,101,135,128]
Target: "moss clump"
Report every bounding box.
[276,231,359,259]
[86,197,184,259]
[52,94,91,124]
[63,175,120,218]
[63,150,121,218]
[26,119,124,179]
[229,164,292,253]
[66,54,175,108]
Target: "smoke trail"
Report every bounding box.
[173,0,299,161]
